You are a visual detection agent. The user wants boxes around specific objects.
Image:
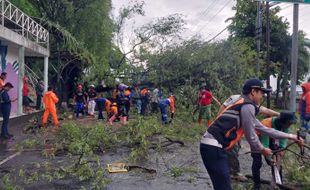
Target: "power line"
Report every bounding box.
[196,0,232,34]
[204,1,288,44]
[206,25,229,43]
[197,0,218,18]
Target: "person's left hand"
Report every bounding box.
[289,134,304,147]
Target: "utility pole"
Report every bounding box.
[256,1,262,78]
[289,3,299,112]
[266,1,271,108]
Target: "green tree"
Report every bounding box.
[11,0,113,101]
[138,38,257,107]
[228,0,309,108]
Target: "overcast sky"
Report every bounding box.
[112,0,310,42]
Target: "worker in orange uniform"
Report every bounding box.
[159,94,175,124]
[299,82,310,130]
[42,86,59,128]
[96,92,112,121]
[140,87,150,115]
[108,102,118,125]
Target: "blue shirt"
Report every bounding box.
[0,90,11,105]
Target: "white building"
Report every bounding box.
[0,0,49,115]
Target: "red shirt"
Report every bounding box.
[23,82,29,96]
[198,90,213,106]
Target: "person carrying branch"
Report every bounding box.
[218,94,280,181]
[197,85,221,127]
[251,111,295,190]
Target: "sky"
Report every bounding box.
[112,0,310,42]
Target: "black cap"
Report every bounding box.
[279,111,296,124]
[242,78,272,94]
[4,82,14,88]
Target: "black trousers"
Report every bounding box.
[36,95,42,110]
[251,153,283,188]
[1,104,11,136]
[200,143,232,190]
[141,98,148,115]
[97,101,104,120]
[251,153,263,188]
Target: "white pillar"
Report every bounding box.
[1,0,4,26]
[289,4,299,112]
[17,46,25,115]
[44,56,48,92]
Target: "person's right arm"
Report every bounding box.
[254,119,293,139]
[241,105,275,156]
[254,115,303,147]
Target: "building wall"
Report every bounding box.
[0,45,19,114]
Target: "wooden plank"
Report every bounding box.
[0,151,21,166]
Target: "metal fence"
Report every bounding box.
[0,0,49,48]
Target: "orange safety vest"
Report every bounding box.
[110,103,118,115]
[261,117,272,128]
[207,97,258,150]
[105,99,111,113]
[141,89,148,97]
[168,96,175,113]
[124,89,131,97]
